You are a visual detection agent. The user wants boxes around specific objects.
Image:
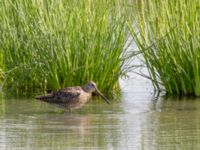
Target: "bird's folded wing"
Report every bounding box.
[53,87,82,103]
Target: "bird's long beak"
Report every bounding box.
[96,89,111,104]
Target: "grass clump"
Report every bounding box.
[0,51,4,86]
[129,0,200,96]
[0,0,131,94]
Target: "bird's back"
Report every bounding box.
[35,86,82,103]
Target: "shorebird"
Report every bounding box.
[35,81,110,112]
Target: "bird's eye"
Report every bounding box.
[91,83,96,87]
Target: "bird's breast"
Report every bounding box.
[79,92,92,104]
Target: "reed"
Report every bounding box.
[0,0,131,94]
[0,51,4,86]
[129,0,200,96]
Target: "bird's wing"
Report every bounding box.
[52,86,82,103]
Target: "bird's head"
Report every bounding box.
[83,81,110,104]
[83,81,97,93]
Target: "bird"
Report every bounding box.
[35,81,110,112]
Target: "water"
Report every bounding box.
[1,74,200,150]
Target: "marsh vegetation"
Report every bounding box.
[0,0,199,96]
[129,0,200,96]
[0,0,131,94]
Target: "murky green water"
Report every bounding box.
[1,76,200,149]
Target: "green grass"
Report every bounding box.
[0,0,131,94]
[129,0,200,96]
[2,0,199,97]
[0,51,4,86]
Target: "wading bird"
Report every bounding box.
[35,81,110,112]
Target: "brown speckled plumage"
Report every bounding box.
[35,81,110,111]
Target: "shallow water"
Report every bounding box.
[1,75,200,149]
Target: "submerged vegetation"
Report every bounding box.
[0,0,131,94]
[129,0,200,96]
